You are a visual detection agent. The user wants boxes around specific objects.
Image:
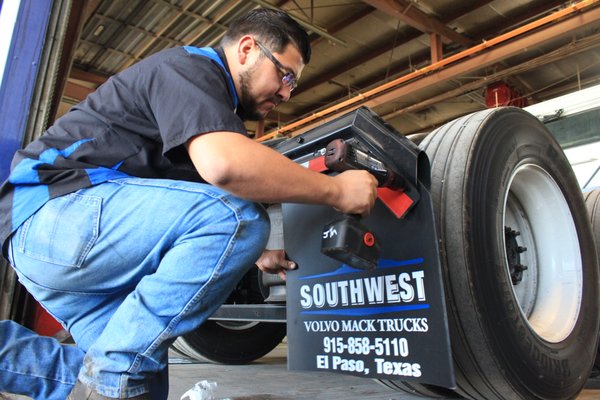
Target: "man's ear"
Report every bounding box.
[237,35,255,65]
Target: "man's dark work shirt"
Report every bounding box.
[0,46,246,256]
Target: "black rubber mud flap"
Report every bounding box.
[282,108,455,389]
[408,107,599,400]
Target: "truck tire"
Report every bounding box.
[377,380,459,398]
[171,268,286,364]
[584,189,600,377]
[172,320,286,364]
[584,189,600,259]
[382,107,599,399]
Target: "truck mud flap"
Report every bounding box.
[278,107,455,388]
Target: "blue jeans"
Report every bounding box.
[0,178,269,399]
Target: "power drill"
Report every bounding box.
[321,139,414,270]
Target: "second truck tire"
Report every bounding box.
[584,189,600,378]
[172,268,286,364]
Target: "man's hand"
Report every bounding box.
[330,170,378,216]
[256,249,296,281]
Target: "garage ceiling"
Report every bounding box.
[62,0,600,139]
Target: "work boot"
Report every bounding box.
[67,380,150,400]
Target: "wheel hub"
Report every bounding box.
[504,227,528,285]
[503,163,582,342]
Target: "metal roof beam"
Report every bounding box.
[251,0,347,46]
[383,31,600,121]
[362,0,474,46]
[264,1,600,138]
[476,0,567,39]
[293,1,492,97]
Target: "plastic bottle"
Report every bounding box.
[179,380,218,400]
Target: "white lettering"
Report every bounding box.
[323,226,338,239]
[349,279,364,305]
[385,275,400,303]
[377,318,429,332]
[298,271,427,310]
[398,272,414,302]
[325,283,338,307]
[363,276,384,304]
[303,320,340,332]
[316,355,329,369]
[313,284,325,308]
[341,319,377,332]
[412,270,426,301]
[300,285,312,308]
[332,356,366,373]
[338,281,349,306]
[374,358,422,377]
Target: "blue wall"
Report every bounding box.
[0,0,53,181]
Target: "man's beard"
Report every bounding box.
[238,67,265,121]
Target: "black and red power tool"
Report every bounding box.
[320,138,418,270]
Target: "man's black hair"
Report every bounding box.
[221,8,311,64]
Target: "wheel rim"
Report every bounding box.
[216,320,260,331]
[502,163,583,343]
[215,269,264,331]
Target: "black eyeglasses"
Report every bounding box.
[255,40,298,91]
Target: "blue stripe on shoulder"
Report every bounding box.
[183,46,238,110]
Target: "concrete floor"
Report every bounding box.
[167,342,600,400]
[2,341,599,399]
[168,343,409,400]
